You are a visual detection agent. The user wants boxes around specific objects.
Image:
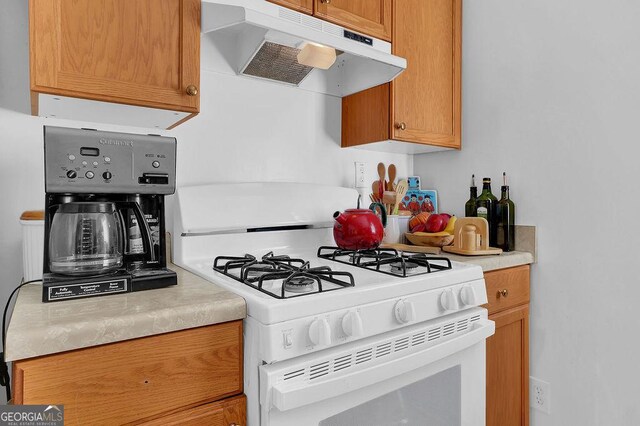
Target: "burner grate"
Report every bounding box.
[213,252,355,299]
[317,246,452,277]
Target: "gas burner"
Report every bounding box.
[213,253,355,299]
[390,261,419,273]
[318,246,453,278]
[283,274,318,293]
[349,250,395,263]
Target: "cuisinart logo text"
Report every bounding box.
[0,405,64,426]
[99,138,134,147]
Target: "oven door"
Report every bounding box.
[259,308,494,426]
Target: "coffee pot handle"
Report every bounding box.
[116,201,156,262]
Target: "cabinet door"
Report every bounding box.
[487,305,530,426]
[139,395,246,426]
[29,0,200,112]
[314,0,392,41]
[268,0,313,15]
[12,321,243,426]
[392,0,462,148]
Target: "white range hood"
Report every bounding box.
[201,0,407,97]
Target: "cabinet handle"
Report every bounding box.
[395,122,407,131]
[186,85,198,96]
[497,289,509,298]
[320,0,331,3]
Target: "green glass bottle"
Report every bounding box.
[496,172,516,251]
[465,174,477,217]
[476,177,497,246]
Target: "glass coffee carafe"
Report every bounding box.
[48,201,152,276]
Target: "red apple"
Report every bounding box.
[411,223,427,233]
[425,214,449,233]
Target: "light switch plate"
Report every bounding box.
[354,162,366,188]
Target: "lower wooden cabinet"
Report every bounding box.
[12,320,244,426]
[487,304,529,426]
[139,394,246,426]
[484,265,530,426]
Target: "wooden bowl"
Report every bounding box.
[405,232,454,247]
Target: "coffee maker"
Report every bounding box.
[42,126,177,302]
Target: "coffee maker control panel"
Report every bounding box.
[44,126,176,194]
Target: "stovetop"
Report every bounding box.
[212,247,454,299]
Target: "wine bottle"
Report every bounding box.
[476,177,497,246]
[496,172,516,251]
[465,174,477,217]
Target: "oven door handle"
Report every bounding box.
[264,319,495,413]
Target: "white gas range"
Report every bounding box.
[173,183,495,426]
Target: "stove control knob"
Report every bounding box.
[394,300,416,324]
[66,170,77,179]
[308,318,331,346]
[342,311,364,337]
[440,289,460,312]
[460,285,478,306]
[102,171,112,180]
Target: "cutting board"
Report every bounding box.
[381,243,441,255]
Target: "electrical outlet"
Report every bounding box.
[354,162,366,188]
[530,377,551,414]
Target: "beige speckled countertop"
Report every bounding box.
[5,264,246,362]
[441,250,534,272]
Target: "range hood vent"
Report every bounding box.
[242,41,313,85]
[201,0,407,97]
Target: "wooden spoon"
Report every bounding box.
[393,179,409,215]
[387,164,396,191]
[377,162,386,197]
[372,181,380,201]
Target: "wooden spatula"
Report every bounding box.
[393,179,409,215]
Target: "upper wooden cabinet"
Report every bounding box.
[342,0,462,152]
[29,0,201,129]
[314,0,392,42]
[268,0,313,15]
[268,0,391,41]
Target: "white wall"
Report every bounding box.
[414,1,640,425]
[0,0,411,398]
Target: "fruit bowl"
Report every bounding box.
[405,232,454,247]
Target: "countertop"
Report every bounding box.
[5,264,246,362]
[441,250,535,272]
